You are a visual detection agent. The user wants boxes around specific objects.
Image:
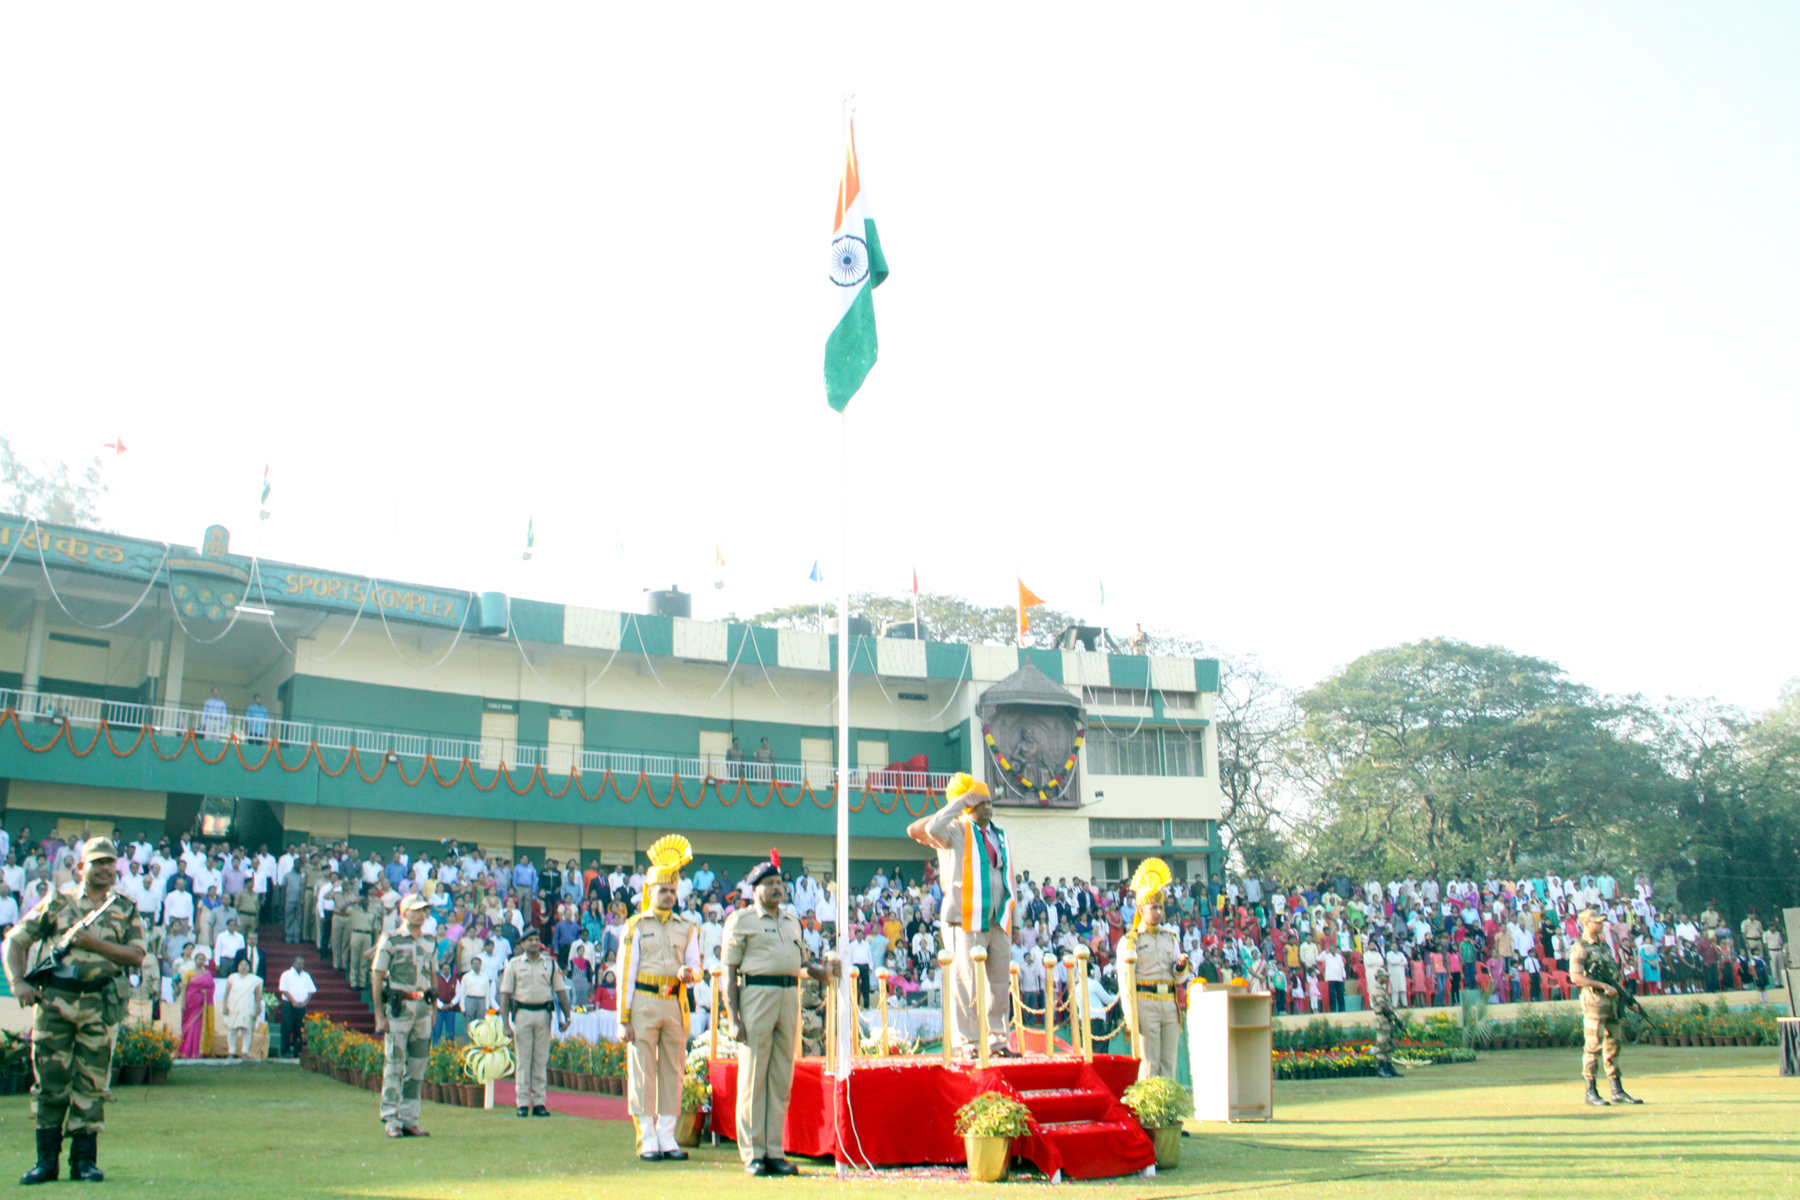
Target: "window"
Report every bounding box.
[1083,686,1149,708]
[856,739,889,769]
[546,717,583,774]
[1086,727,1157,775]
[479,711,518,769]
[1171,819,1213,843]
[1162,729,1206,776]
[1161,691,1197,709]
[1091,857,1126,884]
[1089,818,1162,841]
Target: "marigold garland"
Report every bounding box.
[982,724,1084,802]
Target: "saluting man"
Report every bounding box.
[1120,858,1190,1082]
[371,894,436,1138]
[616,835,702,1162]
[3,839,147,1185]
[500,926,571,1118]
[722,855,836,1177]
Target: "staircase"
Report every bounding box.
[256,924,375,1036]
[993,1059,1155,1180]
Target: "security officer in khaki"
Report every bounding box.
[723,858,835,1177]
[2,838,148,1184]
[615,835,702,1161]
[347,896,377,990]
[1120,858,1189,1082]
[330,876,354,970]
[371,893,436,1138]
[1568,909,1642,1107]
[500,925,571,1118]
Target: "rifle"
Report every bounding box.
[1618,988,1661,1034]
[23,893,121,990]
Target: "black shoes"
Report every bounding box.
[1610,1080,1643,1105]
[641,1152,666,1162]
[746,1159,771,1175]
[518,1106,531,1117]
[531,1105,551,1117]
[764,1157,798,1176]
[1584,1080,1609,1106]
[19,1130,60,1185]
[1375,1063,1402,1079]
[68,1133,103,1183]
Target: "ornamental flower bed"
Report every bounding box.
[1274,1040,1476,1080]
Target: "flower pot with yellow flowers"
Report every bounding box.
[953,1091,1033,1183]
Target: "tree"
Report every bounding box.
[1292,638,1665,881]
[1210,651,1303,878]
[0,437,106,529]
[746,590,1080,648]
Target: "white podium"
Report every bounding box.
[1186,986,1273,1122]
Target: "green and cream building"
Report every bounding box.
[0,515,1222,888]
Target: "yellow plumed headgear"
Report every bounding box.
[1129,857,1173,933]
[945,772,990,803]
[643,834,692,901]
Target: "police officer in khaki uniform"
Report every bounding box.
[723,858,835,1177]
[1120,858,1189,1082]
[1569,909,1642,1107]
[500,926,571,1118]
[330,877,354,971]
[616,836,702,1161]
[347,897,377,990]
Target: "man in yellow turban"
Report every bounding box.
[910,773,1016,1058]
[1122,858,1189,1081]
[614,836,702,1160]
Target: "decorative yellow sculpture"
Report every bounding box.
[462,1015,516,1084]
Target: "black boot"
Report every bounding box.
[1609,1077,1643,1105]
[1584,1079,1609,1106]
[19,1129,61,1185]
[67,1132,103,1182]
[1376,1062,1402,1078]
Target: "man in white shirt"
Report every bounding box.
[277,956,317,1057]
[1,856,23,897]
[1384,944,1409,1007]
[0,885,18,935]
[1319,948,1347,1012]
[460,958,492,1026]
[161,878,195,928]
[791,874,821,918]
[214,923,246,967]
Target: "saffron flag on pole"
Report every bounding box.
[1018,579,1046,635]
[824,117,889,412]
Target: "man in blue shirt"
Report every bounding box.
[513,858,538,894]
[245,694,271,743]
[692,863,716,895]
[384,853,407,889]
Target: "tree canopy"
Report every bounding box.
[0,437,106,529]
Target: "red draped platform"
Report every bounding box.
[708,1053,1155,1180]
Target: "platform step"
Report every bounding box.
[1035,1119,1137,1136]
[1017,1087,1116,1125]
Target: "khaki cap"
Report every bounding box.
[399,893,430,912]
[81,838,120,863]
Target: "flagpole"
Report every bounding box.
[835,413,854,1080]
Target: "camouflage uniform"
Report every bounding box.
[799,977,825,1058]
[5,887,148,1135]
[1370,966,1400,1074]
[1570,935,1624,1086]
[372,927,436,1133]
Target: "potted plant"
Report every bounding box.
[953,1091,1033,1183]
[0,1031,32,1095]
[1121,1076,1194,1168]
[676,1047,710,1147]
[141,1028,176,1085]
[114,1028,147,1086]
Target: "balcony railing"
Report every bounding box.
[0,686,955,793]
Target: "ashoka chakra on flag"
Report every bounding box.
[830,235,869,287]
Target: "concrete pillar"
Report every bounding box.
[20,598,48,707]
[162,621,187,710]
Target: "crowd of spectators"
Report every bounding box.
[0,824,1785,1056]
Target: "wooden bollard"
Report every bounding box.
[1059,952,1076,1059]
[1075,945,1092,1063]
[1120,943,1144,1062]
[1042,952,1059,1055]
[1007,962,1023,1059]
[876,967,891,1057]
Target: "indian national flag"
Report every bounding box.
[824,119,889,412]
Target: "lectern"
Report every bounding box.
[1186,986,1273,1122]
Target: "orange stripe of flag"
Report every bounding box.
[832,121,862,234]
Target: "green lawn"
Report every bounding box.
[0,1048,1792,1199]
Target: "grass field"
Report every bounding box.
[0,1048,1791,1199]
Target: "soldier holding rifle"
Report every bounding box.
[1568,908,1645,1107]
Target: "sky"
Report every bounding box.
[2,4,1795,711]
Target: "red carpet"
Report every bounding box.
[708,1054,1153,1179]
[256,923,375,1035]
[494,1079,631,1121]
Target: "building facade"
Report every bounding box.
[0,515,1222,887]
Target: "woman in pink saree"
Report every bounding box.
[179,953,216,1058]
